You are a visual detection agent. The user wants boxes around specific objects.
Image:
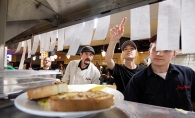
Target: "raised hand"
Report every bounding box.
[110,17,127,42]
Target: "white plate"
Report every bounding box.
[14,85,124,118]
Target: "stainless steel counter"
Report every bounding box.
[0,100,194,118]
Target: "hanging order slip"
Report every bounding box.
[39,35,44,53]
[156,0,181,51]
[49,30,57,51]
[40,33,50,52]
[131,5,150,40]
[181,0,195,53]
[57,28,65,51]
[19,41,26,70]
[27,38,31,58]
[93,15,110,40]
[67,23,84,55]
[30,35,39,55]
[80,20,94,45]
[64,25,75,46]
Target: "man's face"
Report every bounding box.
[122,45,137,60]
[43,58,51,67]
[149,42,176,67]
[80,52,94,65]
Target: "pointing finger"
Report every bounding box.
[120,17,127,27]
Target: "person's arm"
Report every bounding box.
[105,17,127,70]
[61,62,71,84]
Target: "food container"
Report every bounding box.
[0,70,60,98]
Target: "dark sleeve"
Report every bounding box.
[191,69,195,102]
[123,75,139,101]
[109,64,120,77]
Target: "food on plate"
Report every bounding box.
[87,86,106,92]
[49,91,114,111]
[27,84,114,111]
[27,83,68,100]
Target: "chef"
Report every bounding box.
[62,46,101,84]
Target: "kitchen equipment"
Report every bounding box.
[0,70,60,99]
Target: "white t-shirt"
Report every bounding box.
[154,72,167,80]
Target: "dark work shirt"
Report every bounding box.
[124,64,195,111]
[109,63,146,93]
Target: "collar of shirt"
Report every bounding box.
[78,60,90,70]
[122,64,138,70]
[147,64,179,77]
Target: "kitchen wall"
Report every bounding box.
[171,54,195,70]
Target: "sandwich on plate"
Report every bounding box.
[26,83,114,111]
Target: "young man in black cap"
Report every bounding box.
[105,17,146,93]
[124,35,195,111]
[62,46,100,84]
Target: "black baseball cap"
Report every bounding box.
[81,46,95,55]
[121,40,137,50]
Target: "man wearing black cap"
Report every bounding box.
[105,17,146,93]
[62,46,100,84]
[124,34,195,111]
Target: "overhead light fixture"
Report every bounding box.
[32,56,36,61]
[54,54,58,59]
[66,55,70,59]
[139,52,143,53]
[101,50,106,57]
[101,45,106,57]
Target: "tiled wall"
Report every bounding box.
[171,54,195,70]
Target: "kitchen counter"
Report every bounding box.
[0,100,194,118]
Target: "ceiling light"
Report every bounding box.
[32,56,36,61]
[54,54,58,59]
[101,51,106,57]
[66,55,70,59]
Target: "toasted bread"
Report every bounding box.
[27,83,68,100]
[49,91,114,111]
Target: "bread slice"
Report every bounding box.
[27,83,68,100]
[49,91,114,111]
